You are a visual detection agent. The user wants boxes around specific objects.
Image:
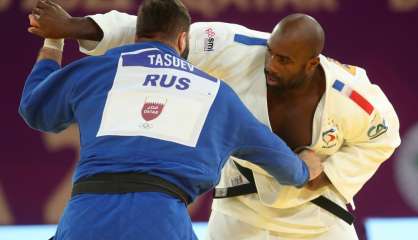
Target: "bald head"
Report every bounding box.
[271,14,325,59]
[264,14,326,91]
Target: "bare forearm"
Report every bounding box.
[67,17,103,41]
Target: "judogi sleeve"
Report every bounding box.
[19,59,76,133]
[187,22,269,82]
[79,10,137,55]
[323,71,401,203]
[77,11,269,79]
[219,83,309,187]
[76,12,226,57]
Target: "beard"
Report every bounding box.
[265,68,308,92]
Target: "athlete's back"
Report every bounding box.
[20,41,310,201]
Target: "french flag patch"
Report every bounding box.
[332,80,374,115]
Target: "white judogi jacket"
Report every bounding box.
[78,11,401,235]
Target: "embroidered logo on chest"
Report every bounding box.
[322,127,338,148]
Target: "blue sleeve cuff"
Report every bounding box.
[295,160,310,188]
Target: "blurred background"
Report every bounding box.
[1,0,418,239]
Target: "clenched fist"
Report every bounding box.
[28,0,102,41]
[28,0,73,39]
[298,149,323,181]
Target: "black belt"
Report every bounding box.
[213,161,354,225]
[72,172,192,205]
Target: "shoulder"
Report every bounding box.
[190,22,269,51]
[323,56,393,114]
[191,22,270,38]
[63,54,118,73]
[323,56,398,140]
[54,54,119,94]
[215,81,245,109]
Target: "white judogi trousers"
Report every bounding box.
[206,210,359,240]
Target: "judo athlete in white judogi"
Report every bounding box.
[27,2,401,239]
[20,1,325,239]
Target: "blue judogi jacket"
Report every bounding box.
[19,41,308,239]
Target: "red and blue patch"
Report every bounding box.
[332,80,374,115]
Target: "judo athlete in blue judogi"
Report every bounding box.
[19,0,322,239]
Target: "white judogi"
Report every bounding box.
[78,11,401,239]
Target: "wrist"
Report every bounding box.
[296,160,310,188]
[38,45,63,66]
[43,38,64,51]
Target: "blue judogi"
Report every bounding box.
[19,41,309,240]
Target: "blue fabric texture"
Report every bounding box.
[19,41,308,240]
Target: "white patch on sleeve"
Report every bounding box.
[97,49,220,147]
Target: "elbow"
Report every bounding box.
[18,102,53,132]
[19,95,71,133]
[19,98,33,125]
[18,102,40,130]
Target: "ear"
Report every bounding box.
[177,32,187,54]
[306,56,320,72]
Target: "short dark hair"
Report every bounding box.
[136,0,191,42]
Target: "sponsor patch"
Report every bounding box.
[204,28,215,51]
[367,119,388,140]
[141,97,167,129]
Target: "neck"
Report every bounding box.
[136,37,179,53]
